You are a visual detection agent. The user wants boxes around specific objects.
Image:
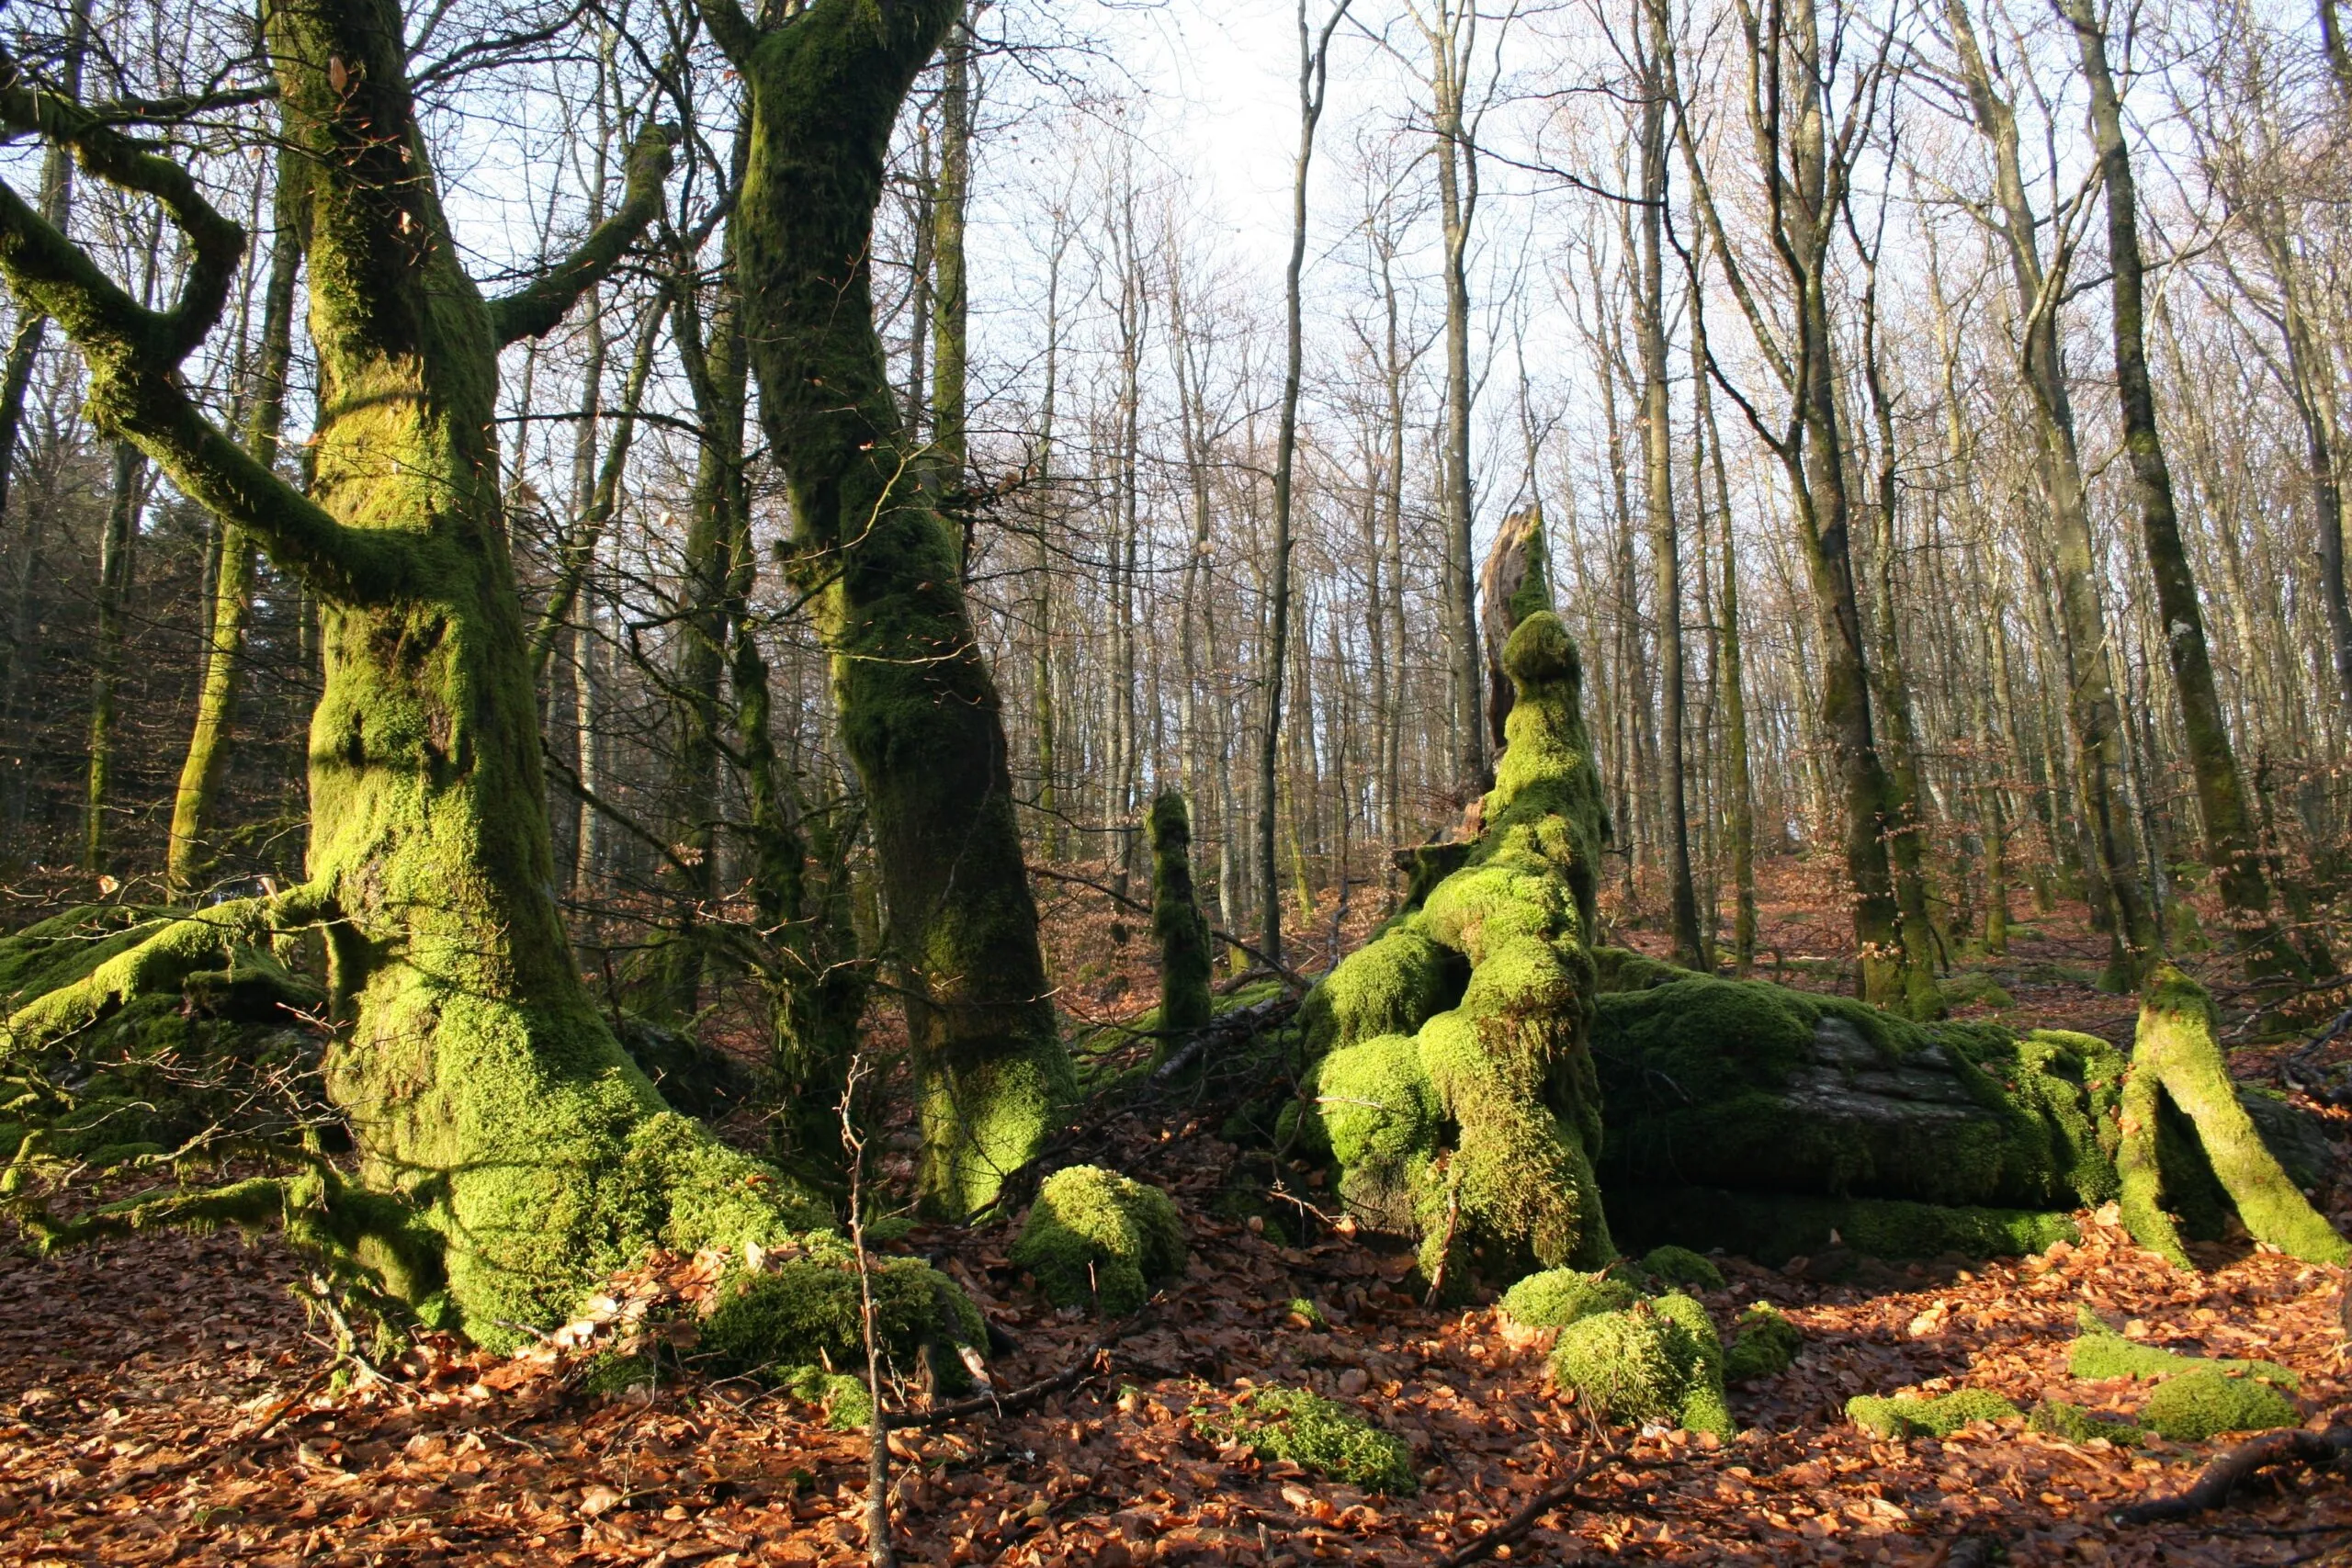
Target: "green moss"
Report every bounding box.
[1009,1165,1186,1315]
[1284,1297,1326,1327]
[696,1255,978,1386]
[1724,1303,1803,1384]
[2069,1328,2295,1390]
[1547,1295,1730,1438]
[581,1350,660,1396]
[780,1363,876,1430]
[2139,1370,2298,1441]
[1642,1245,1724,1291]
[2028,1401,2143,1446]
[1590,945,1691,995]
[1847,1389,2020,1438]
[1602,1184,2077,1268]
[1651,1292,1734,1439]
[1297,913,1464,1059]
[1498,1268,1637,1329]
[1196,1384,1416,1494]
[1939,973,2017,1011]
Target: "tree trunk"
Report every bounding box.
[84,440,143,875]
[712,0,1070,1217]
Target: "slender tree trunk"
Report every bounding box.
[1691,286,1754,973]
[84,441,143,875]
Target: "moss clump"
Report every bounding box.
[2118,966,2349,1268]
[1724,1303,1803,1384]
[780,1364,876,1430]
[1848,1389,2020,1438]
[1548,1294,1732,1439]
[1498,1268,1637,1329]
[1197,1384,1416,1493]
[695,1254,981,1387]
[1642,1245,1724,1291]
[2069,1326,2296,1390]
[2140,1370,2299,1441]
[1009,1166,1186,1315]
[2028,1401,2143,1446]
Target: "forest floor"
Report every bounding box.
[3,858,2349,1567]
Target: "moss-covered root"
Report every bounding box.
[1147,792,1213,1053]
[1009,1165,1186,1315]
[1847,1389,2020,1439]
[1547,1293,1733,1440]
[1724,1303,1803,1384]
[2120,965,2349,1267]
[1198,1384,1417,1494]
[2139,1369,2300,1441]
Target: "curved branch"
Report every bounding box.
[488,122,677,345]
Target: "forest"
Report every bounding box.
[0,0,2348,1560]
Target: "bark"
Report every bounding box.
[1148,791,1212,1056]
[168,144,304,897]
[2057,0,2298,981]
[707,0,1070,1217]
[0,2,822,1345]
[84,440,143,875]
[930,2,970,480]
[1423,0,1484,799]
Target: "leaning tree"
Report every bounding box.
[0,0,845,1346]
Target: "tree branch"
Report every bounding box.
[487,122,677,345]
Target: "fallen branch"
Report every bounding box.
[1436,1449,1596,1567]
[2115,1422,2352,1526]
[903,1307,1159,1429]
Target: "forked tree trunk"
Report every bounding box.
[704,0,1070,1217]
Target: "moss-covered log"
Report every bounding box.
[703,0,1070,1218]
[1296,609,1611,1283]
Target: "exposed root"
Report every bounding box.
[2115,1420,2352,1526]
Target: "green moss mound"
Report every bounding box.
[2028,1401,2143,1447]
[1848,1389,2019,1438]
[1548,1294,1732,1439]
[1197,1384,1416,1494]
[1498,1268,1637,1329]
[2069,1321,2296,1389]
[696,1254,982,1389]
[1009,1165,1186,1314]
[1642,1245,1724,1291]
[780,1364,876,1430]
[1724,1303,1803,1384]
[2140,1370,2299,1441]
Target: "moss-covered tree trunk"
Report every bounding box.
[167,146,303,896]
[702,0,1070,1218]
[0,0,823,1344]
[83,439,142,875]
[1148,791,1212,1056]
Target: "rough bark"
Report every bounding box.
[707,0,1070,1217]
[1148,792,1212,1056]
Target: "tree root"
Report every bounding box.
[2115,1421,2352,1525]
[1435,1447,1600,1567]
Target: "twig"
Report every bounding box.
[1435,1449,1597,1566]
[902,1304,1159,1428]
[841,1053,896,1568]
[2115,1421,2352,1525]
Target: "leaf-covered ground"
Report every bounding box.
[3,867,2348,1566]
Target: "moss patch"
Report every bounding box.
[1641,1245,1724,1291]
[1603,1184,2076,1269]
[1548,1294,1732,1439]
[1848,1389,2019,1438]
[2069,1325,2296,1390]
[695,1253,980,1388]
[1724,1303,1803,1384]
[1498,1269,1636,1329]
[2140,1370,2299,1441]
[1195,1384,1416,1493]
[1009,1165,1186,1315]
[2028,1401,2143,1446]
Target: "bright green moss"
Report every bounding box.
[1724,1303,1803,1384]
[1009,1165,1186,1315]
[781,1363,875,1430]
[697,1255,978,1385]
[2140,1370,2298,1441]
[1642,1245,1724,1291]
[1498,1268,1637,1329]
[2028,1401,2143,1446]
[1650,1291,1734,1440]
[1848,1389,2020,1438]
[1589,945,1690,995]
[1548,1304,1685,1428]
[2068,1328,2296,1390]
[1297,913,1464,1059]
[1197,1385,1416,1494]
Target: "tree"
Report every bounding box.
[698,0,1073,1218]
[0,1,814,1344]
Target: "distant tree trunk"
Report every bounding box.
[932,1,970,483]
[2059,0,2300,982]
[1148,791,1211,1056]
[1423,0,1484,800]
[84,441,144,875]
[707,0,1071,1216]
[1032,217,1066,862]
[168,147,304,896]
[0,0,85,557]
[1690,284,1754,974]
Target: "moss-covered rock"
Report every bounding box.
[1498,1268,1636,1330]
[1548,1293,1732,1439]
[2028,1401,2143,1446]
[2139,1369,2299,1441]
[696,1251,982,1389]
[1603,1184,2076,1269]
[1195,1384,1416,1493]
[1724,1303,1803,1384]
[1641,1245,1724,1291]
[1009,1165,1186,1314]
[1848,1389,2019,1438]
